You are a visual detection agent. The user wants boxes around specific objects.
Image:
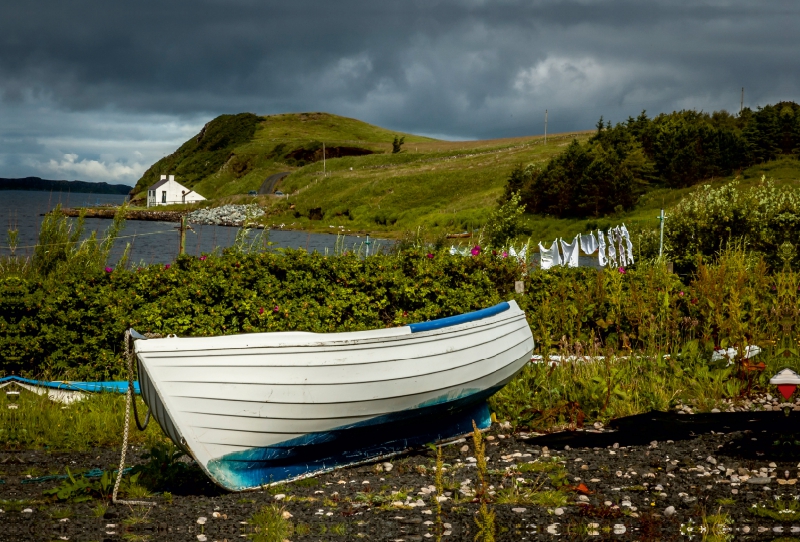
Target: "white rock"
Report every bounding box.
[664,506,675,516]
[273,494,286,501]
[512,507,527,513]
[197,535,207,542]
[554,508,564,516]
[383,462,393,472]
[196,517,207,525]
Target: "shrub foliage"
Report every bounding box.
[506,101,800,218]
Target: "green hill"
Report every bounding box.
[131,112,436,200]
[132,111,591,237]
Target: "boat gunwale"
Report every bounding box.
[134,303,526,356]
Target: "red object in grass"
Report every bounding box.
[777,384,797,400]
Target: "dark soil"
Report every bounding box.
[4,411,800,541]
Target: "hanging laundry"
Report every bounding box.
[579,232,598,254]
[620,224,634,264]
[597,230,608,267]
[538,240,562,270]
[606,228,618,267]
[560,235,580,268]
[614,226,627,267]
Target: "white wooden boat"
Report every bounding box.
[131,300,533,491]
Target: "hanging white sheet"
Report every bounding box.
[597,230,608,267]
[579,232,599,254]
[538,240,562,270]
[620,224,634,264]
[560,235,580,268]
[606,227,618,267]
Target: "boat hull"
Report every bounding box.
[134,300,533,491]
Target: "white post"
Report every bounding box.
[323,142,326,177]
[658,209,666,257]
[365,234,370,257]
[544,109,548,144]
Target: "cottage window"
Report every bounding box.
[162,190,167,203]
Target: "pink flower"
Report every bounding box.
[199,255,207,261]
[273,306,280,312]
[618,267,626,274]
[259,307,264,315]
[471,245,481,256]
[502,251,508,258]
[104,267,113,273]
[165,264,171,269]
[679,291,685,297]
[426,253,434,259]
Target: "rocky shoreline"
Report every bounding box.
[5,410,800,541]
[186,204,265,227]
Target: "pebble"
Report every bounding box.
[383,462,393,472]
[274,494,286,501]
[512,507,527,513]
[664,506,675,516]
[196,517,207,525]
[460,445,469,452]
[22,508,33,513]
[747,477,771,485]
[554,508,564,516]
[197,535,207,542]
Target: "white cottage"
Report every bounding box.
[147,175,206,207]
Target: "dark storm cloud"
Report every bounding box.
[1,0,799,182]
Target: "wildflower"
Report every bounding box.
[273,306,280,312]
[426,253,434,259]
[502,252,508,258]
[403,311,408,317]
[165,264,171,269]
[259,307,264,315]
[492,250,497,256]
[691,298,698,305]
[679,291,685,297]
[200,255,207,261]
[104,267,113,273]
[618,267,626,274]
[471,245,481,256]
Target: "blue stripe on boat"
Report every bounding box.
[408,301,510,333]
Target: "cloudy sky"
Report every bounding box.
[1,0,798,185]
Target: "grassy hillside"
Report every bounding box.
[132,112,435,200]
[132,110,800,244]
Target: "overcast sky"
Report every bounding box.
[1,0,798,185]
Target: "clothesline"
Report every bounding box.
[538,224,634,270]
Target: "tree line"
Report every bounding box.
[504,101,800,218]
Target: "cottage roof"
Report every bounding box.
[148,177,171,191]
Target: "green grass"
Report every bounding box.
[0,388,166,451]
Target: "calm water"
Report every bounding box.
[0,190,388,264]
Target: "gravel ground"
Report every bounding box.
[4,409,800,541]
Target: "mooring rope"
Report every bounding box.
[111,330,156,507]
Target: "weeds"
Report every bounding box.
[248,504,293,542]
[1,390,165,451]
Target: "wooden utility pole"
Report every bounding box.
[178,215,187,255]
[544,110,548,144]
[740,88,744,114]
[323,142,326,177]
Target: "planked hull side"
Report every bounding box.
[134,301,533,490]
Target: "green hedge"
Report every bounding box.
[1,246,787,380]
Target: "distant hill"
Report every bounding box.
[131,112,436,200]
[0,177,132,195]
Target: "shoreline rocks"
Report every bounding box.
[186,204,265,226]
